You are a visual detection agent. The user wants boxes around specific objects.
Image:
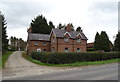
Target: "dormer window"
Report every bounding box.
[64,37,69,42]
[34,42,38,46]
[77,38,81,43]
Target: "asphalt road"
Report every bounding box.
[4,63,118,80]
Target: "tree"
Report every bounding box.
[31,15,51,34]
[57,23,65,29]
[1,12,8,53]
[9,36,26,51]
[48,21,55,32]
[76,26,83,32]
[94,32,101,51]
[94,31,111,52]
[100,31,110,52]
[114,32,120,51]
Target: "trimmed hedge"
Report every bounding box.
[87,48,95,51]
[31,52,120,64]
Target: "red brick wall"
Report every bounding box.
[57,38,87,52]
[27,40,50,55]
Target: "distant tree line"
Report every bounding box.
[8,36,27,51]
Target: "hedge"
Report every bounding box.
[87,48,95,51]
[31,52,120,64]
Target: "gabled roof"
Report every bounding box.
[63,32,71,37]
[52,28,88,40]
[28,33,50,41]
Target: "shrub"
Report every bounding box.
[31,52,120,64]
[87,48,95,51]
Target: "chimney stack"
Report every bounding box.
[66,24,72,32]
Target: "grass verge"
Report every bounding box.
[22,52,119,67]
[1,51,14,68]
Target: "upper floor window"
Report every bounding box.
[53,39,55,42]
[77,48,80,52]
[34,42,38,46]
[77,38,81,43]
[52,37,55,43]
[64,48,69,52]
[43,42,47,45]
[64,37,69,42]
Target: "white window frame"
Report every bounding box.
[64,37,69,42]
[43,42,47,45]
[77,38,81,43]
[77,48,80,52]
[64,48,69,52]
[34,42,38,46]
[37,48,41,52]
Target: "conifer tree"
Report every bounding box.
[114,31,120,51]
[94,32,101,51]
[31,15,53,34]
[1,12,8,53]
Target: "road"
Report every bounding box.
[2,51,72,79]
[2,51,118,80]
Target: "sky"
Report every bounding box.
[0,0,119,43]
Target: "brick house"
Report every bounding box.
[27,24,88,54]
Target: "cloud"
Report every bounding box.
[0,0,118,43]
[0,2,54,29]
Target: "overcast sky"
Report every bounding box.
[0,0,119,43]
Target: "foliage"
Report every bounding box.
[31,52,120,64]
[94,31,111,52]
[87,48,95,51]
[31,15,55,34]
[100,31,110,52]
[114,32,120,52]
[9,36,26,51]
[23,52,119,67]
[94,32,101,51]
[76,26,83,32]
[1,12,8,54]
[57,23,66,29]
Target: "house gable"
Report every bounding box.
[63,32,71,38]
[77,33,83,38]
[49,29,56,40]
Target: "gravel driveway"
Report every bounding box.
[2,51,71,79]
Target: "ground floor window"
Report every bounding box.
[37,48,41,52]
[77,48,80,52]
[64,48,69,52]
[52,47,55,52]
[43,49,47,52]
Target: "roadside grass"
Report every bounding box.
[0,56,2,68]
[22,52,119,67]
[1,51,14,68]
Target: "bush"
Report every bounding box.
[87,48,95,51]
[31,52,120,64]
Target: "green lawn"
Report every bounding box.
[22,52,119,67]
[1,51,14,68]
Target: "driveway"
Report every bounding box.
[2,51,71,79]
